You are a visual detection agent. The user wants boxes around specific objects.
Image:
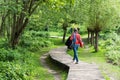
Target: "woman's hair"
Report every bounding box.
[74,28,78,32]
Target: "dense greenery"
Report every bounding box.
[0,29,54,79]
[0,0,120,80]
[100,31,120,66]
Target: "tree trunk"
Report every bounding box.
[10,13,16,48]
[0,13,9,36]
[6,14,11,41]
[62,22,68,43]
[11,18,28,48]
[63,29,67,42]
[91,31,94,46]
[10,0,40,48]
[93,32,95,45]
[0,16,5,36]
[87,29,90,44]
[94,31,99,52]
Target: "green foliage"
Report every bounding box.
[1,0,120,79]
[0,49,27,79]
[0,38,54,80]
[100,32,120,48]
[0,25,57,80]
[79,25,87,34]
[102,32,119,40]
[100,31,120,66]
[106,51,120,65]
[0,62,26,80]
[0,48,21,61]
[30,30,50,38]
[85,0,120,32]
[20,30,52,51]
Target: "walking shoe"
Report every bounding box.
[72,59,75,62]
[73,60,76,63]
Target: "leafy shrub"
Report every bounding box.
[0,46,45,80]
[104,39,115,46]
[21,30,51,45]
[0,27,55,80]
[0,62,28,80]
[19,30,53,52]
[0,48,21,61]
[102,31,120,66]
[31,31,50,38]
[20,37,52,52]
[106,51,120,66]
[101,32,120,48]
[102,32,118,41]
[79,25,87,34]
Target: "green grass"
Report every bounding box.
[49,31,73,38]
[49,31,63,36]
[49,38,65,46]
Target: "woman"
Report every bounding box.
[70,28,83,64]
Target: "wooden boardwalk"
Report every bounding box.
[49,46,105,80]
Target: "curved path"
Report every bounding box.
[49,46,105,80]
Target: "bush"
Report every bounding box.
[101,31,120,48]
[31,31,50,38]
[0,48,21,61]
[106,51,120,66]
[102,32,119,41]
[102,31,120,66]
[0,28,54,80]
[20,30,52,51]
[0,61,30,80]
[0,46,45,80]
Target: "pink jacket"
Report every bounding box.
[70,32,83,47]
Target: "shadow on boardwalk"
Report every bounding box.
[49,46,105,80]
